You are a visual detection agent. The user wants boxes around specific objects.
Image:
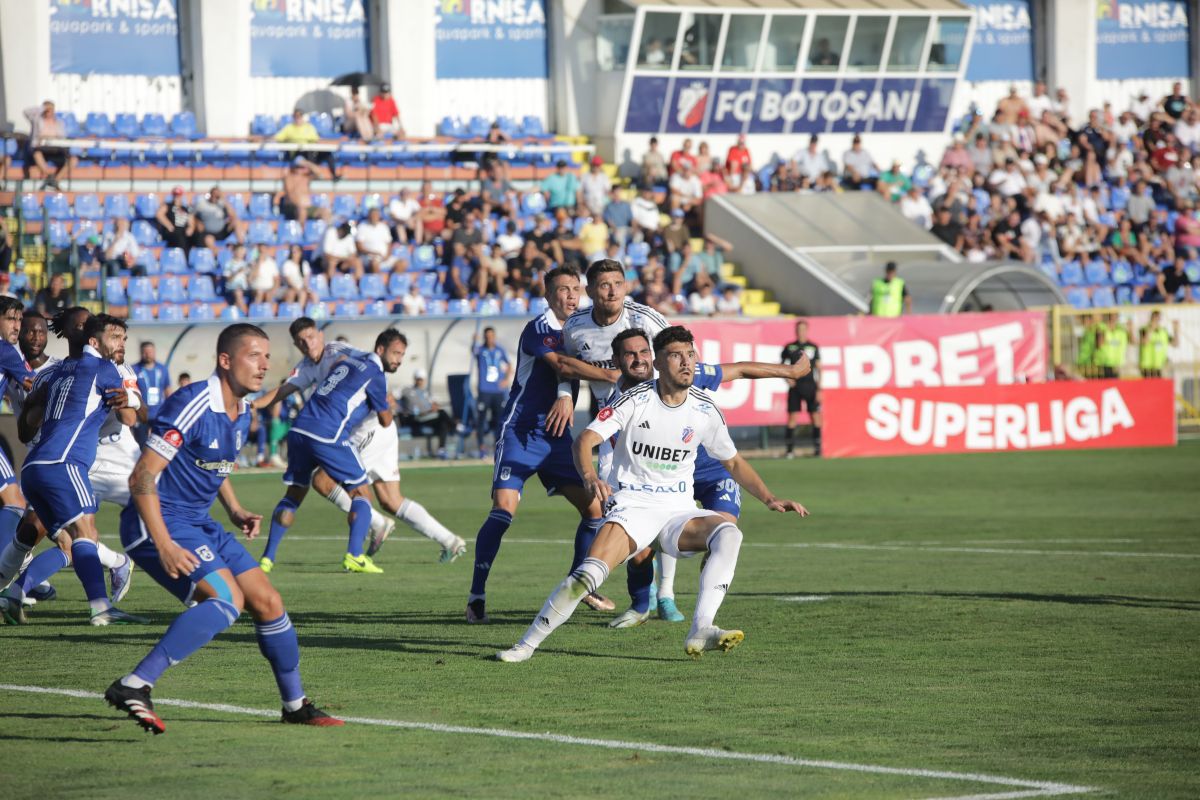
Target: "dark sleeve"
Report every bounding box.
[810,345,820,364]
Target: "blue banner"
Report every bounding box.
[435,0,548,79]
[251,0,369,78]
[50,0,181,76]
[1096,0,1190,79]
[627,76,956,136]
[962,0,1034,82]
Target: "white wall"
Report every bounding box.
[48,74,182,119]
[432,78,549,127]
[188,0,252,138]
[0,0,52,132]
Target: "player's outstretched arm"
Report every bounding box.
[572,428,610,506]
[253,381,300,411]
[719,356,811,383]
[218,478,263,541]
[721,454,809,517]
[130,450,201,579]
[543,351,620,384]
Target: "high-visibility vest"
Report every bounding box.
[871,278,904,317]
[1077,323,1099,367]
[1139,326,1170,371]
[1099,324,1129,369]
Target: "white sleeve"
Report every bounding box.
[586,394,634,442]
[700,412,737,462]
[597,434,617,486]
[285,359,317,389]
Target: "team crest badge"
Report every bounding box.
[500,467,512,481]
[682,427,695,444]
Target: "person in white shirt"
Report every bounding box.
[987,158,1027,197]
[355,207,394,273]
[580,156,612,217]
[103,217,141,276]
[281,244,314,306]
[387,188,422,243]
[322,219,362,279]
[496,325,808,662]
[1026,81,1054,121]
[401,283,427,316]
[899,187,934,229]
[687,282,717,316]
[495,220,524,259]
[249,247,281,304]
[631,186,661,231]
[668,161,703,212]
[793,135,830,181]
[715,285,741,316]
[1175,108,1200,151]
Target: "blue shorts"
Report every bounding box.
[284,431,368,489]
[0,448,15,489]
[695,472,742,518]
[120,505,259,604]
[493,426,582,494]
[21,462,97,535]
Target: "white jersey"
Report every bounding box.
[286,341,383,439]
[562,298,669,403]
[588,380,735,510]
[94,362,143,470]
[5,355,60,416]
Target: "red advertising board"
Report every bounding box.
[821,379,1176,458]
[687,312,1046,426]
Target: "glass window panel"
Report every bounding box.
[887,17,928,71]
[721,14,764,71]
[807,16,848,71]
[597,16,635,72]
[928,16,969,72]
[680,13,723,70]
[636,12,680,70]
[763,14,806,71]
[846,16,889,71]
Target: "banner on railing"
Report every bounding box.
[50,0,181,76]
[250,0,370,78]
[686,312,1047,426]
[821,379,1176,457]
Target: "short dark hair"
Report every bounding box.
[288,317,317,340]
[585,258,624,286]
[48,306,90,339]
[374,328,407,351]
[652,325,694,352]
[141,341,155,349]
[178,372,191,382]
[21,309,44,323]
[83,313,127,342]
[0,297,23,316]
[612,328,650,358]
[217,323,269,356]
[483,326,495,335]
[885,261,898,272]
[544,265,580,292]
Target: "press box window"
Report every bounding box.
[679,12,723,70]
[721,14,764,71]
[807,16,849,72]
[928,16,969,72]
[597,16,635,72]
[887,16,929,72]
[763,14,806,71]
[637,12,680,69]
[846,16,889,71]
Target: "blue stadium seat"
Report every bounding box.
[277,220,303,246]
[189,248,216,274]
[220,305,244,320]
[520,193,547,216]
[189,302,215,321]
[9,272,28,294]
[529,297,549,314]
[189,276,218,302]
[363,300,391,317]
[47,222,71,248]
[72,221,99,244]
[19,193,41,219]
[477,297,500,316]
[1059,260,1084,286]
[1037,260,1058,282]
[427,299,448,315]
[84,112,114,138]
[141,113,168,138]
[1084,261,1111,286]
[159,303,185,322]
[249,193,275,220]
[467,116,490,139]
[113,113,138,138]
[438,116,465,138]
[135,194,160,219]
[1065,288,1090,309]
[74,193,103,220]
[104,278,128,306]
[309,274,331,301]
[334,302,361,318]
[161,248,188,274]
[247,220,275,245]
[388,272,412,296]
[304,219,327,245]
[127,277,157,305]
[361,194,384,214]
[251,114,279,137]
[44,193,72,220]
[310,113,336,139]
[132,220,160,248]
[1091,286,1116,307]
[249,302,276,319]
[159,277,187,304]
[103,194,131,220]
[520,116,549,138]
[331,194,357,219]
[304,302,330,319]
[1134,264,1158,287]
[170,111,199,139]
[1114,285,1135,305]
[130,305,156,322]
[412,245,436,270]
[57,112,82,138]
[359,273,386,299]
[1185,261,1200,283]
[1110,260,1134,285]
[502,297,528,314]
[330,274,359,300]
[277,302,303,319]
[135,251,160,275]
[416,272,439,296]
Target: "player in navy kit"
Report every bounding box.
[0,297,35,572]
[106,324,342,734]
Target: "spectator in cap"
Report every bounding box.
[541,159,581,212]
[277,156,320,224]
[669,159,703,214]
[793,135,830,181]
[371,84,404,137]
[23,100,76,190]
[156,186,194,250]
[669,138,697,175]
[580,155,612,216]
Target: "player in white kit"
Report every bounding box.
[497,326,808,662]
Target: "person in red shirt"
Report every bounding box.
[669,138,696,175]
[726,134,752,177]
[370,84,405,137]
[416,180,446,240]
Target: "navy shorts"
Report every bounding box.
[120,505,259,604]
[695,472,742,518]
[0,448,16,489]
[284,430,368,489]
[21,462,97,535]
[492,426,582,494]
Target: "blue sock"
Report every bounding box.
[18,548,70,595]
[570,518,602,573]
[256,423,268,460]
[627,557,654,614]
[263,497,299,562]
[133,598,239,685]
[70,539,108,603]
[255,612,304,704]
[0,505,23,553]
[470,509,512,597]
[347,497,372,557]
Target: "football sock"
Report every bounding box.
[263,497,299,562]
[0,538,33,589]
[256,422,268,459]
[518,557,609,650]
[347,497,373,557]
[813,425,822,450]
[96,542,124,569]
[71,539,111,613]
[626,556,654,614]
[397,498,458,549]
[470,509,512,597]
[569,518,602,572]
[129,598,240,685]
[657,552,678,600]
[16,548,70,601]
[0,504,23,553]
[326,483,390,536]
[690,524,743,635]
[255,612,305,706]
[784,426,795,454]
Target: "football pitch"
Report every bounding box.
[2,444,1197,799]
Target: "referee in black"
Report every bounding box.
[782,319,821,458]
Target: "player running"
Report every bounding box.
[106,324,342,734]
[466,266,622,624]
[255,319,465,571]
[497,325,808,662]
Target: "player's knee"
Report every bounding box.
[201,572,244,613]
[276,507,295,527]
[708,523,743,551]
[247,585,285,621]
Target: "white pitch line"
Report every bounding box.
[777,595,831,603]
[0,684,1094,799]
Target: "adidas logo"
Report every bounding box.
[538,616,551,626]
[718,493,731,502]
[638,420,651,429]
[209,438,220,448]
[477,562,491,571]
[715,583,729,593]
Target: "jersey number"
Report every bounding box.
[316,365,350,397]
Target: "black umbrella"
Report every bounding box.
[330,72,385,88]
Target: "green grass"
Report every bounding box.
[2,444,1198,799]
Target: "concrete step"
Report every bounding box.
[742,301,782,317]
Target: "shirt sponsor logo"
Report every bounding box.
[194,457,237,475]
[631,441,689,462]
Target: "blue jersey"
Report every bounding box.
[498,309,574,436]
[691,362,730,481]
[290,352,388,444]
[24,346,126,468]
[474,344,509,395]
[0,340,34,403]
[143,374,252,520]
[133,361,171,417]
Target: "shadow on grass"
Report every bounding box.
[740,590,1200,611]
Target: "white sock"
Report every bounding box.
[0,539,33,589]
[690,524,743,636]
[657,552,678,600]
[97,542,125,569]
[90,597,112,614]
[120,673,152,689]
[325,483,390,535]
[282,697,305,713]
[518,557,609,651]
[397,499,457,548]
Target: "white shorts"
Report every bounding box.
[350,423,401,484]
[88,464,131,508]
[602,495,721,561]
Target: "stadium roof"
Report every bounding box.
[620,0,970,11]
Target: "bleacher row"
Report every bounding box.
[1038,256,1200,308]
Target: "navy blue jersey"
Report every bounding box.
[0,340,34,404]
[24,347,126,468]
[691,363,731,481]
[144,374,252,520]
[498,309,575,436]
[133,361,171,416]
[290,351,388,444]
[474,344,509,394]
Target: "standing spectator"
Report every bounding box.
[472,327,510,452]
[133,341,172,423]
[343,86,374,140]
[23,100,75,189]
[601,186,633,247]
[580,156,612,216]
[321,219,363,279]
[34,274,71,318]
[1162,81,1188,120]
[356,207,394,272]
[398,369,453,457]
[102,217,140,276]
[842,135,878,188]
[781,320,821,458]
[641,136,668,187]
[193,185,243,244]
[631,185,661,232]
[542,160,581,211]
[401,282,427,315]
[370,84,405,137]
[280,244,314,306]
[1026,81,1054,120]
[278,157,319,224]
[725,134,753,187]
[1138,310,1178,378]
[793,135,830,181]
[249,247,281,304]
[869,261,911,316]
[669,138,697,174]
[156,186,194,250]
[387,187,422,243]
[223,243,251,314]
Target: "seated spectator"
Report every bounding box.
[581,156,612,217]
[631,185,661,233]
[398,369,452,456]
[1155,255,1193,303]
[725,134,753,191]
[343,86,374,141]
[280,244,314,306]
[940,135,973,174]
[770,161,802,192]
[474,243,508,297]
[495,220,525,259]
[662,208,690,256]
[249,246,281,304]
[688,281,718,316]
[479,161,517,217]
[715,285,742,316]
[900,186,934,229]
[370,84,405,137]
[446,242,473,300]
[552,211,586,269]
[843,135,878,189]
[356,207,395,272]
[578,215,610,263]
[542,160,581,211]
[24,100,75,190]
[193,185,243,244]
[274,109,335,179]
[102,217,140,276]
[669,138,697,175]
[809,37,839,67]
[526,213,562,264]
[669,160,704,213]
[156,186,194,250]
[930,206,964,249]
[388,187,422,243]
[401,282,427,315]
[701,159,728,198]
[223,244,251,314]
[77,234,102,269]
[1174,201,1200,249]
[672,238,723,295]
[1103,218,1147,267]
[641,136,668,187]
[35,274,71,319]
[877,161,910,202]
[321,218,363,279]
[641,262,678,316]
[0,227,11,274]
[507,240,546,299]
[602,186,633,247]
[277,157,320,224]
[413,181,446,243]
[794,135,830,182]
